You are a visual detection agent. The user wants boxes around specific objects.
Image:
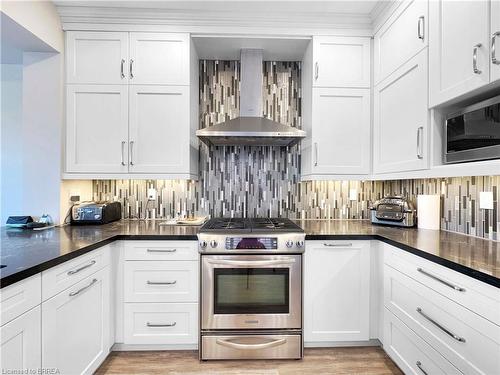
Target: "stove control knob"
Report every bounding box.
[285,240,294,248]
[210,240,218,248]
[296,240,305,248]
[199,240,207,249]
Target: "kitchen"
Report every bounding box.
[0,0,499,374]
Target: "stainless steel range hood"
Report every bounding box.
[196,49,306,147]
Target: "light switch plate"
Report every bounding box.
[349,189,358,201]
[147,188,157,201]
[479,191,493,210]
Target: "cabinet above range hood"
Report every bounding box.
[196,49,306,147]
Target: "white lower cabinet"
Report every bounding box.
[304,241,370,344]
[0,306,41,372]
[42,267,110,375]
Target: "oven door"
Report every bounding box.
[201,254,302,330]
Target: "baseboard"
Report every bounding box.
[304,339,381,348]
[112,343,198,351]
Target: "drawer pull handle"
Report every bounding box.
[146,248,177,253]
[67,260,96,275]
[416,361,428,375]
[147,322,176,327]
[146,280,177,285]
[417,307,466,343]
[323,243,352,247]
[216,337,287,350]
[69,278,98,297]
[417,268,465,292]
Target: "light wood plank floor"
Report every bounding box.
[95,348,403,375]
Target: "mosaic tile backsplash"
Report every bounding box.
[92,61,499,240]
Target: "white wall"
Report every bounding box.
[60,180,93,223]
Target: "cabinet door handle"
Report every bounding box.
[492,31,500,65]
[417,16,425,40]
[147,322,176,327]
[69,278,98,297]
[314,62,319,81]
[473,43,482,74]
[314,142,318,166]
[120,59,125,79]
[121,141,126,166]
[146,248,177,253]
[323,243,352,247]
[416,361,429,375]
[416,126,424,159]
[417,267,465,292]
[129,141,134,166]
[417,307,466,342]
[67,260,96,275]
[147,280,177,285]
[129,59,134,78]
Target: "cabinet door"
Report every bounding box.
[311,88,370,175]
[129,85,190,173]
[304,241,370,343]
[492,0,500,82]
[129,33,189,85]
[374,49,428,174]
[0,306,41,372]
[42,268,110,375]
[66,31,129,84]
[374,0,428,85]
[313,36,370,88]
[66,85,129,173]
[429,0,490,106]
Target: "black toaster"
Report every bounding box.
[70,201,122,225]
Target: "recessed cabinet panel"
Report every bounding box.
[128,85,189,173]
[66,85,129,173]
[311,88,370,174]
[374,49,428,174]
[66,31,129,84]
[492,0,500,82]
[129,33,189,85]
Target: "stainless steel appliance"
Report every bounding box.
[369,196,416,227]
[70,201,122,225]
[198,218,305,360]
[445,95,500,164]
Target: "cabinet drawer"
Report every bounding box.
[384,308,462,375]
[384,243,500,326]
[385,265,500,375]
[124,261,198,303]
[124,241,198,261]
[41,247,110,301]
[1,274,41,326]
[124,303,198,345]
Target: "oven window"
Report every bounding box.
[214,268,289,314]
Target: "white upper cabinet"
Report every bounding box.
[374,0,428,85]
[66,32,129,85]
[128,85,190,173]
[374,49,428,174]
[66,85,129,173]
[310,88,370,175]
[491,0,500,82]
[312,36,371,88]
[129,33,189,85]
[429,0,491,106]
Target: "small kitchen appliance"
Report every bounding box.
[198,218,305,360]
[70,201,122,225]
[369,196,416,227]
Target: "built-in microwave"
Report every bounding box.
[445,95,500,164]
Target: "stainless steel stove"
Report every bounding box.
[198,218,305,360]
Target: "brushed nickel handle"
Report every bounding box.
[417,126,424,159]
[416,361,429,375]
[314,142,318,166]
[417,267,465,292]
[216,338,287,350]
[120,59,125,79]
[314,62,319,80]
[129,59,134,78]
[207,258,295,267]
[417,16,425,40]
[147,322,176,327]
[121,141,126,166]
[492,31,500,65]
[146,248,177,253]
[67,260,96,275]
[129,141,134,166]
[147,280,177,285]
[473,43,482,74]
[69,278,98,297]
[417,307,466,343]
[323,243,353,247]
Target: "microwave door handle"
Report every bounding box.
[216,338,287,350]
[206,259,296,267]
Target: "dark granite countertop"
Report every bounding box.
[1,219,498,289]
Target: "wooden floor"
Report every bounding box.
[95,348,403,375]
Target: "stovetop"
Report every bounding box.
[200,218,304,233]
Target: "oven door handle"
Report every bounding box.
[206,258,296,267]
[216,338,287,350]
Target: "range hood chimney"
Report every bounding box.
[196,49,306,147]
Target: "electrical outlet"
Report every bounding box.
[147,188,157,201]
[349,188,358,201]
[479,191,493,210]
